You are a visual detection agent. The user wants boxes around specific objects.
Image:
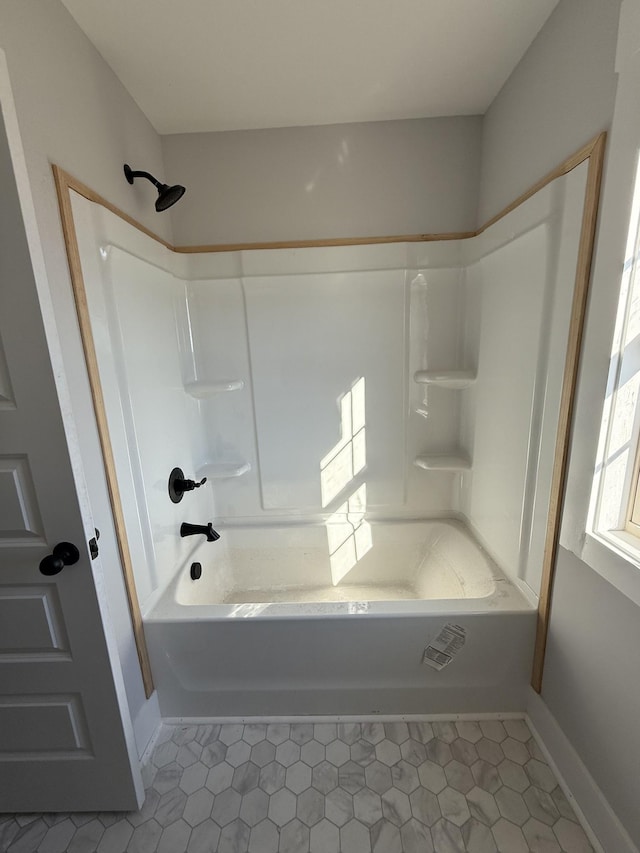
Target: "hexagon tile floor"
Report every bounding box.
[0,718,596,853]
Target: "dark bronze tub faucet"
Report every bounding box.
[180,522,220,542]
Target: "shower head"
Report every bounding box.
[155,182,186,212]
[124,164,186,212]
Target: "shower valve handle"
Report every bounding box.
[168,467,207,503]
[177,476,207,492]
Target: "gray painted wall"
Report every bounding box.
[0,0,168,752]
[0,1,170,244]
[163,117,482,245]
[544,548,640,845]
[478,0,640,846]
[478,0,620,224]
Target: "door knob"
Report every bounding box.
[39,542,80,576]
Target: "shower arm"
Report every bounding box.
[124,167,162,190]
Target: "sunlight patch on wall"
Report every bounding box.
[320,377,366,508]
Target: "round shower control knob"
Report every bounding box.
[39,541,80,576]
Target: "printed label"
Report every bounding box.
[422,623,466,670]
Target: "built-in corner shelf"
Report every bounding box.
[184,379,244,398]
[413,370,476,389]
[414,454,472,472]
[198,462,251,480]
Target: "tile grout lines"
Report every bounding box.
[2,718,595,852]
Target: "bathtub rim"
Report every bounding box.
[144,594,535,624]
[144,517,536,622]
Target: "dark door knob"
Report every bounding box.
[39,541,80,576]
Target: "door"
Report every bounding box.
[0,71,142,811]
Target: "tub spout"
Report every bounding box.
[180,522,220,542]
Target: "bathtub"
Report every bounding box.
[144,520,536,717]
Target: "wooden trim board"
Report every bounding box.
[56,167,173,250]
[53,165,155,699]
[52,132,607,703]
[173,231,476,253]
[477,135,603,236]
[53,133,604,256]
[531,132,607,692]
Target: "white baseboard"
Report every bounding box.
[133,689,161,760]
[162,711,527,725]
[527,688,638,853]
[138,698,163,789]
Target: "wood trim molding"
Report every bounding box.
[172,232,476,253]
[52,131,607,701]
[53,165,155,699]
[531,132,607,692]
[477,135,604,236]
[52,133,604,256]
[55,167,172,250]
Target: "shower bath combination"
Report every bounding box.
[62,143,599,717]
[123,163,185,211]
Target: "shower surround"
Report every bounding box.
[70,161,588,716]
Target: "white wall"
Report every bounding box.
[162,117,482,245]
[185,244,466,524]
[81,241,468,542]
[478,0,620,224]
[0,0,170,755]
[461,163,586,597]
[72,195,213,614]
[478,0,640,848]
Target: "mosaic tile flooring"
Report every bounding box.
[0,718,595,852]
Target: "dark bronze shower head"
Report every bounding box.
[124,164,186,212]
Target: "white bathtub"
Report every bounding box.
[144,520,536,716]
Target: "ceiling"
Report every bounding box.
[60,0,560,135]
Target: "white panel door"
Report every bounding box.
[0,81,141,809]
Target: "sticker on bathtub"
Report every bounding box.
[422,623,466,670]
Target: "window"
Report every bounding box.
[590,151,640,557]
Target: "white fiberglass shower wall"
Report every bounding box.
[186,242,465,526]
[460,164,587,598]
[177,168,586,606]
[69,159,588,714]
